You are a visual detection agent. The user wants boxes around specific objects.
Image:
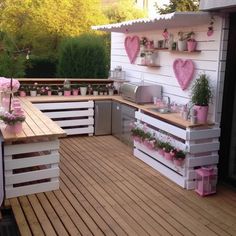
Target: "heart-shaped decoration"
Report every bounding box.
[124,36,140,64]
[173,59,195,90]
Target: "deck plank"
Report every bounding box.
[9,198,32,236]
[6,136,236,236]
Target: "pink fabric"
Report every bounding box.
[173,59,195,90]
[124,36,140,64]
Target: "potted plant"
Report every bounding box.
[29,82,38,97]
[177,31,188,51]
[187,31,197,52]
[191,73,212,123]
[163,142,174,161]
[173,149,186,167]
[57,86,63,96]
[72,83,79,96]
[19,85,27,97]
[106,83,115,96]
[131,126,145,143]
[80,84,87,96]
[155,140,166,157]
[0,110,25,133]
[140,36,148,51]
[92,85,99,96]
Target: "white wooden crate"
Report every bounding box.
[4,139,60,198]
[34,101,94,136]
[134,111,220,189]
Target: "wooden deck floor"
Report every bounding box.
[5,135,236,236]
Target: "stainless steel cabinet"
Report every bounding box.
[112,101,122,139]
[112,101,137,146]
[94,101,112,135]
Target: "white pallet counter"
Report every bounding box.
[134,111,221,189]
[1,98,66,198]
[34,100,94,136]
[4,139,60,198]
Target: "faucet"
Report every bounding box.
[162,95,171,110]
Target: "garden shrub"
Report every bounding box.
[25,56,57,78]
[57,34,109,78]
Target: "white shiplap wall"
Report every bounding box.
[110,14,228,123]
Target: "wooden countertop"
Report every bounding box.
[26,95,214,129]
[0,98,66,142]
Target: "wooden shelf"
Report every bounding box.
[143,48,201,53]
[137,64,161,68]
[170,50,201,53]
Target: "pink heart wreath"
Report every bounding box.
[173,59,195,90]
[124,36,140,64]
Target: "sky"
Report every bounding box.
[149,0,170,16]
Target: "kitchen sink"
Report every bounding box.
[146,107,173,114]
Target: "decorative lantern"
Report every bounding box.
[195,166,217,196]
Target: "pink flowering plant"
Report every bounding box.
[0,77,20,93]
[0,111,25,125]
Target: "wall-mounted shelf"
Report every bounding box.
[137,64,161,68]
[143,48,201,53]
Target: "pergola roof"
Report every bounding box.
[92,12,211,33]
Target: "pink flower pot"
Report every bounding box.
[194,105,209,123]
[19,91,26,97]
[72,89,79,96]
[132,136,141,143]
[187,41,197,52]
[164,152,174,161]
[6,123,23,134]
[158,149,165,157]
[47,91,52,96]
[64,90,71,96]
[173,158,184,167]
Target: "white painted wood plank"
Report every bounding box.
[44,109,94,119]
[64,126,94,135]
[4,140,59,156]
[134,141,185,175]
[187,155,219,167]
[5,167,60,185]
[134,148,186,188]
[4,153,60,170]
[135,111,187,140]
[187,128,221,140]
[187,166,217,179]
[5,181,59,198]
[55,117,94,127]
[188,142,220,154]
[34,101,94,110]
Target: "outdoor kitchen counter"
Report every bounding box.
[25,95,213,129]
[0,98,66,143]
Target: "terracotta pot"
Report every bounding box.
[194,105,209,123]
[6,123,23,134]
[187,41,197,52]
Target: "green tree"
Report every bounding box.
[156,0,200,14]
[103,0,147,23]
